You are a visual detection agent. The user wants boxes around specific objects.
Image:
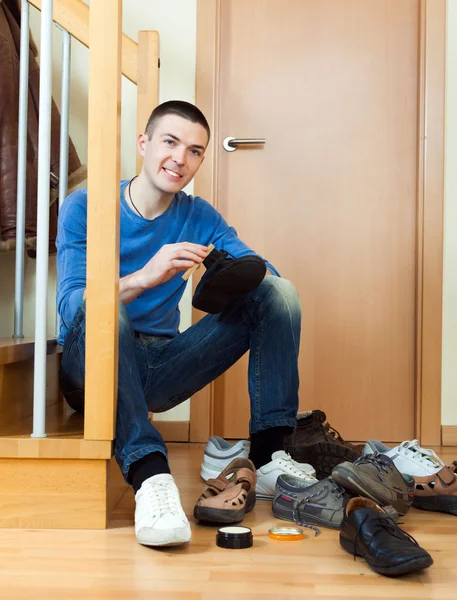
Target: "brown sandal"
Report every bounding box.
[413,465,457,515]
[194,458,257,524]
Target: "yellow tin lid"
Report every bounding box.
[268,527,304,541]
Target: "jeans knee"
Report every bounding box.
[258,277,301,319]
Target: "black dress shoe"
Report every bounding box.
[340,497,433,577]
[192,248,266,314]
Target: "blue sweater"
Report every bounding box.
[56,180,279,344]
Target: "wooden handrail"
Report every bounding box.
[136,31,160,172]
[29,0,138,84]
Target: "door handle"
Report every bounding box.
[223,136,266,152]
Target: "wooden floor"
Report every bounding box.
[0,444,456,599]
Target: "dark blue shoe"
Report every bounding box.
[273,474,352,530]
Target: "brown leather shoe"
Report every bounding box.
[287,410,362,479]
[413,464,457,515]
[194,458,257,524]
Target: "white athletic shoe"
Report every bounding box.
[256,450,318,499]
[200,436,316,481]
[134,474,191,546]
[200,436,251,481]
[363,439,445,477]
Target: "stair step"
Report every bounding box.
[0,398,112,459]
[0,337,61,366]
[0,400,82,438]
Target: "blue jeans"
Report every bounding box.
[59,277,301,481]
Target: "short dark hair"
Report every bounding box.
[145,100,210,142]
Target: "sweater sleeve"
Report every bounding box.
[192,197,280,276]
[56,190,88,332]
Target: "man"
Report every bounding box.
[57,100,312,547]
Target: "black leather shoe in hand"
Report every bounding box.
[340,497,433,577]
[192,248,267,314]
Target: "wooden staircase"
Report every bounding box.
[0,0,160,529]
[0,338,122,529]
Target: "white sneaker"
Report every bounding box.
[363,439,445,477]
[134,474,191,546]
[256,450,318,499]
[200,436,251,481]
[200,436,316,481]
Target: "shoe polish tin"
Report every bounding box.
[216,526,253,549]
[268,527,304,541]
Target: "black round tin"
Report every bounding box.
[216,526,253,549]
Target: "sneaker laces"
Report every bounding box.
[292,506,320,536]
[290,457,316,476]
[353,454,392,482]
[322,420,346,443]
[398,439,445,468]
[298,480,346,505]
[291,480,345,537]
[330,481,346,499]
[145,480,181,517]
[297,482,346,508]
[278,454,316,480]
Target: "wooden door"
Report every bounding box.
[193,0,446,444]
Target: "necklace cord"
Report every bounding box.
[128,176,143,218]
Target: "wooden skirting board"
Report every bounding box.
[150,417,190,442]
[441,426,457,446]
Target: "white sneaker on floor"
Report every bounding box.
[256,450,318,499]
[200,436,251,481]
[134,474,191,546]
[363,439,445,477]
[200,436,316,481]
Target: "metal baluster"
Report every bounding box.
[13,0,30,340]
[32,0,54,438]
[55,26,71,339]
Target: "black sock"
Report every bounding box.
[248,426,294,470]
[129,451,170,493]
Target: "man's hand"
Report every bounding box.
[83,243,209,306]
[134,242,209,290]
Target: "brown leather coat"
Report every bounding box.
[0,0,86,255]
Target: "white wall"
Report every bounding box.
[120,3,197,422]
[441,0,457,425]
[0,253,57,339]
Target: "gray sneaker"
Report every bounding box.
[332,454,414,516]
[272,474,353,530]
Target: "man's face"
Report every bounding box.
[138,114,208,196]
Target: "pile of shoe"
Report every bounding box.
[271,449,434,576]
[198,411,457,577]
[200,435,317,500]
[363,439,457,516]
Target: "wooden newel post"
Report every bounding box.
[85,0,122,441]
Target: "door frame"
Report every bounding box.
[190,0,446,446]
